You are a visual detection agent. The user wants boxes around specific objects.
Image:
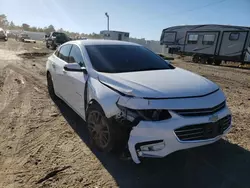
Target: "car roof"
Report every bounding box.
[65,39,140,47]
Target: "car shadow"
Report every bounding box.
[53,98,250,188]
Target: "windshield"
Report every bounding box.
[86,45,174,73]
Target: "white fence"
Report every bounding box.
[129,38,166,54]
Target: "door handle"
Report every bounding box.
[63,70,67,74]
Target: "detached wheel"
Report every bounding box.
[86,103,120,152]
[47,72,57,100]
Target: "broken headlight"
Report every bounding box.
[117,104,172,121]
[137,109,172,121]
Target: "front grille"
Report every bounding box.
[174,115,231,141]
[173,101,226,117]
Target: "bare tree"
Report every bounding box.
[0,14,9,28]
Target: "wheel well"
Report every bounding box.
[86,99,106,118]
[47,71,51,77]
[87,99,101,110]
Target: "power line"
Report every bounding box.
[170,0,228,15]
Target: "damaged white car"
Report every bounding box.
[46,40,232,164]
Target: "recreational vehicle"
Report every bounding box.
[160,24,250,65]
[100,30,129,41]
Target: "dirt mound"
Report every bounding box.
[18,52,49,59]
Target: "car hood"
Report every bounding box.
[98,68,219,98]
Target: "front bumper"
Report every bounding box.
[128,106,231,164]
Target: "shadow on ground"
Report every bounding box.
[53,98,250,188]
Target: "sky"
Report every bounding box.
[1,0,250,40]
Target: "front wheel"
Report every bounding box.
[86,103,122,152]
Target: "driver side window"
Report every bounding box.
[68,45,85,67]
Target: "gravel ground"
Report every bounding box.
[0,39,250,188]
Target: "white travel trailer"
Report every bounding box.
[160,24,250,65]
[100,30,129,41]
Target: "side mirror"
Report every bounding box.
[64,63,87,74]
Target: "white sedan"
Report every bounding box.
[46,40,232,164]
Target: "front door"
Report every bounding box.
[63,44,87,119]
[219,31,248,58]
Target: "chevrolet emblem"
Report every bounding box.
[209,114,219,122]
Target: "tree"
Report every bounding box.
[9,21,15,29]
[30,26,37,32]
[22,23,30,31]
[0,14,9,28]
[44,25,55,33]
[57,28,64,33]
[37,27,44,32]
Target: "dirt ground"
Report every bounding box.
[0,39,250,188]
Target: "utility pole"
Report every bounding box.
[105,12,109,31]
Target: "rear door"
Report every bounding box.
[63,44,87,118]
[219,31,248,58]
[53,44,72,99]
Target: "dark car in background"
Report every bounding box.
[45,32,70,50]
[0,28,8,41]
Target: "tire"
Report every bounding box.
[192,55,199,63]
[86,103,123,153]
[47,72,58,100]
[214,60,222,66]
[52,44,57,50]
[207,58,213,65]
[200,57,207,64]
[51,41,57,50]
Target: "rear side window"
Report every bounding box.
[68,45,85,67]
[58,44,72,62]
[202,34,215,45]
[229,32,240,41]
[187,34,198,44]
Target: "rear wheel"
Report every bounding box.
[192,55,199,63]
[47,72,58,100]
[207,58,213,65]
[51,41,57,50]
[214,60,222,66]
[200,57,207,64]
[86,103,124,152]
